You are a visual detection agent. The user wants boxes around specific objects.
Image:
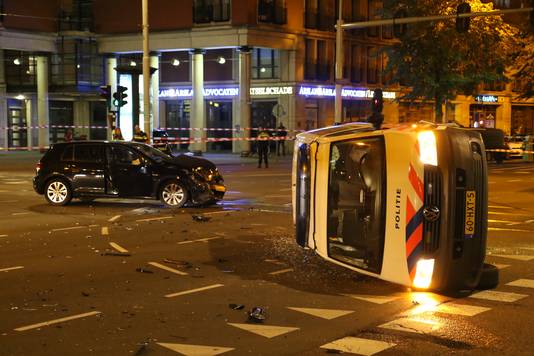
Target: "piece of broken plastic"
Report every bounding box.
[136,268,154,274]
[248,307,266,322]
[191,215,211,222]
[229,304,245,310]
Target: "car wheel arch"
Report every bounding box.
[157,176,190,199]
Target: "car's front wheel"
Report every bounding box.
[160,180,188,208]
[45,179,72,206]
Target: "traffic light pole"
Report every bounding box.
[339,7,533,30]
[142,0,151,140]
[334,0,343,124]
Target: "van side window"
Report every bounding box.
[111,146,141,166]
[74,145,104,163]
[61,145,74,161]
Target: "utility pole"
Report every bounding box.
[142,0,151,139]
[334,0,343,124]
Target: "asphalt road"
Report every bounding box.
[1,153,534,355]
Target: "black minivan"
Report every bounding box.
[33,141,225,207]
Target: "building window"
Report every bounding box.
[258,0,287,25]
[351,45,364,83]
[193,0,230,23]
[483,81,505,92]
[252,48,279,79]
[160,52,190,84]
[5,51,38,88]
[51,39,103,88]
[367,46,379,84]
[305,0,335,31]
[493,0,511,8]
[305,39,331,81]
[58,0,94,32]
[367,0,380,37]
[0,0,4,25]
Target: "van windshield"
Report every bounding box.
[327,137,386,274]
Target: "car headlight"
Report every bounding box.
[413,258,435,289]
[417,131,438,166]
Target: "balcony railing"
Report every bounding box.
[258,0,287,25]
[193,2,231,23]
[305,11,335,31]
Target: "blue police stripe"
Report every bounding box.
[405,207,424,242]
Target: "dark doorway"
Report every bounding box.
[206,100,232,151]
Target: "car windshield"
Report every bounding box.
[130,143,170,160]
[327,136,386,274]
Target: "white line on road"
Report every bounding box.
[506,279,534,289]
[136,216,173,222]
[488,205,513,209]
[489,211,532,217]
[108,215,121,222]
[109,242,128,253]
[51,224,99,232]
[202,210,239,216]
[269,268,294,275]
[489,227,534,233]
[177,237,223,245]
[0,266,24,272]
[0,234,7,238]
[101,226,109,236]
[148,262,188,276]
[506,179,522,182]
[165,284,224,298]
[14,311,101,332]
[11,212,30,216]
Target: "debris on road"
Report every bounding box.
[163,258,192,268]
[136,268,154,274]
[248,307,266,322]
[81,291,90,297]
[229,304,245,310]
[102,251,131,257]
[191,215,211,222]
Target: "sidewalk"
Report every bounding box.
[0,150,292,172]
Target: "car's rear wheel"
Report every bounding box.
[160,180,188,208]
[45,179,72,206]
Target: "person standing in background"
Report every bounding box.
[257,127,270,168]
[276,122,287,156]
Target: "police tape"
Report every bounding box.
[0,125,303,133]
[485,148,534,154]
[0,136,294,151]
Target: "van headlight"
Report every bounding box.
[417,131,438,166]
[413,258,435,289]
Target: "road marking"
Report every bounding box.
[506,279,534,289]
[287,307,354,320]
[379,317,441,334]
[320,337,396,356]
[165,284,224,298]
[436,303,491,316]
[14,311,101,331]
[489,227,534,232]
[108,215,121,222]
[177,236,222,245]
[263,194,290,198]
[227,323,299,338]
[0,266,24,272]
[11,212,30,216]
[101,226,109,236]
[148,262,188,276]
[0,234,7,238]
[488,205,513,209]
[469,290,528,303]
[488,219,518,224]
[506,179,522,182]
[342,294,400,304]
[490,254,534,261]
[489,211,532,216]
[109,242,128,253]
[51,224,99,232]
[136,216,173,222]
[157,343,234,355]
[269,268,294,275]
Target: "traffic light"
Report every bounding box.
[113,86,128,108]
[456,2,471,33]
[369,89,384,130]
[99,85,111,109]
[393,9,407,38]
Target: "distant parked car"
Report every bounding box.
[33,141,225,207]
[472,128,507,163]
[505,136,526,159]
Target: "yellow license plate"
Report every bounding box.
[211,185,226,192]
[465,191,476,236]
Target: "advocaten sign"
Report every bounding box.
[298,86,396,99]
[159,86,294,98]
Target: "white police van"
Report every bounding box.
[292,122,497,291]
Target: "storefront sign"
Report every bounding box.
[159,86,294,98]
[475,95,498,103]
[298,86,396,99]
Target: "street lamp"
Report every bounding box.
[334,0,344,124]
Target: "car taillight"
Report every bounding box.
[36,162,42,174]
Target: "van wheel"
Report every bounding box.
[477,263,499,290]
[45,179,72,206]
[160,180,188,208]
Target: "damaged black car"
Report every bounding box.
[33,141,225,207]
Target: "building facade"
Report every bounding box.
[0,0,532,152]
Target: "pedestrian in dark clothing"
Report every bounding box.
[276,123,288,156]
[257,127,270,168]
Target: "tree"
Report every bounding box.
[383,0,519,122]
[508,31,533,99]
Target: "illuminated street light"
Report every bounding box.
[172,58,180,66]
[130,60,137,67]
[13,58,21,65]
[217,56,226,64]
[15,94,26,100]
[260,67,266,73]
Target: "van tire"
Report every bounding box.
[477,263,499,290]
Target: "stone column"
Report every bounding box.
[36,55,49,150]
[25,97,34,150]
[190,49,206,152]
[106,56,117,140]
[0,50,7,150]
[150,53,160,130]
[234,46,252,153]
